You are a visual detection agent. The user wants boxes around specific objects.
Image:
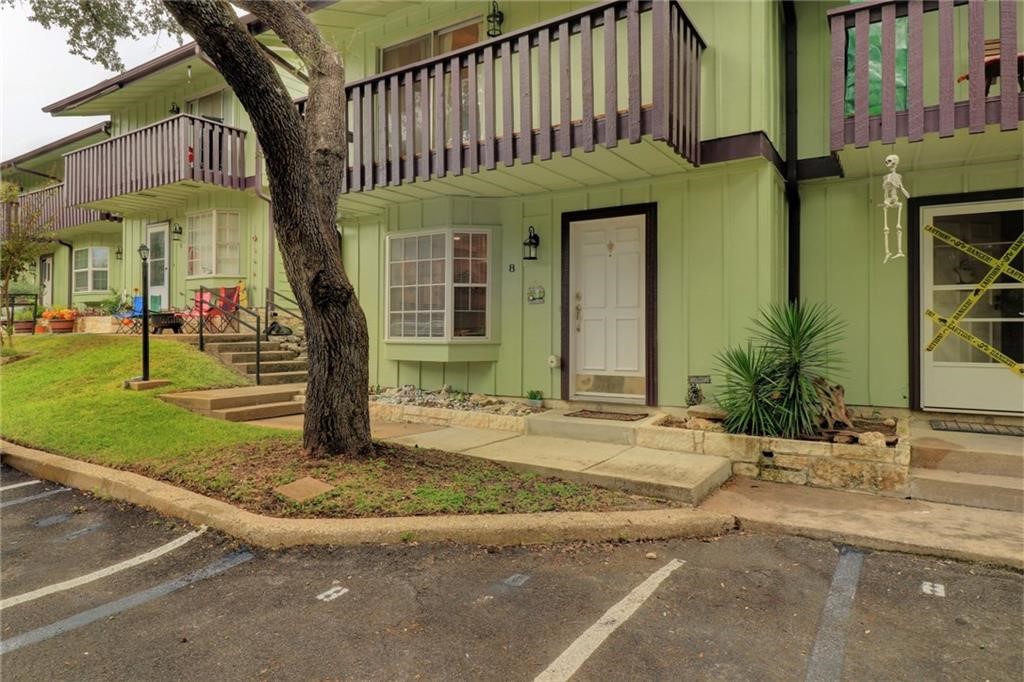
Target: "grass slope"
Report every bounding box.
[1,335,661,517]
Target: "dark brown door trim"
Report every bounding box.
[907,186,1024,410]
[560,202,658,406]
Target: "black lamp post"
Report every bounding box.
[138,243,150,381]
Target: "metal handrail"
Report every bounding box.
[264,286,303,335]
[197,286,262,385]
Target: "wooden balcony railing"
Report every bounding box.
[829,0,1021,151]
[340,0,704,193]
[0,183,116,236]
[64,114,247,207]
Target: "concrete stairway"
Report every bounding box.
[160,384,305,421]
[203,336,309,386]
[909,425,1024,513]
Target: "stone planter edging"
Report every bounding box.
[637,417,911,496]
[369,402,528,433]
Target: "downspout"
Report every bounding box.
[782,0,800,303]
[57,239,73,306]
[254,144,274,308]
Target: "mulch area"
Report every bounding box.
[565,410,649,422]
[132,440,674,519]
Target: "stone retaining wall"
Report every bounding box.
[637,418,911,496]
[369,402,527,433]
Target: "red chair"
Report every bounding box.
[215,286,240,333]
[177,290,216,334]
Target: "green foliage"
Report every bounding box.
[715,301,844,439]
[95,289,131,315]
[4,0,182,72]
[527,389,544,401]
[715,344,783,437]
[13,307,36,322]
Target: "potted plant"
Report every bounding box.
[11,308,35,334]
[526,389,544,409]
[42,307,79,334]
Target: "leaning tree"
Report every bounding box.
[12,0,371,457]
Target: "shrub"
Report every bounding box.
[715,301,844,439]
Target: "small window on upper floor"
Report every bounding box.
[186,89,231,125]
[379,18,482,73]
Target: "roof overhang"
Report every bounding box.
[0,122,111,183]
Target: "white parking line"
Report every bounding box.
[0,480,41,492]
[534,559,685,682]
[0,526,207,611]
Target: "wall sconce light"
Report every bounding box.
[171,223,183,241]
[115,246,123,260]
[486,1,504,38]
[168,102,181,115]
[522,226,540,261]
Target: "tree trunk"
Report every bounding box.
[164,0,371,457]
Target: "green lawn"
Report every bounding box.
[0,335,662,518]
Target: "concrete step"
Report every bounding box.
[239,359,309,374]
[160,385,305,412]
[212,400,305,422]
[911,434,1024,479]
[219,350,296,364]
[524,409,657,445]
[252,370,309,385]
[207,341,282,354]
[910,468,1024,513]
[165,333,257,345]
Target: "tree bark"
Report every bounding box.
[163,0,371,457]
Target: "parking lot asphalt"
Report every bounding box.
[2,463,1022,681]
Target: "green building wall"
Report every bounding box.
[341,157,786,406]
[799,158,1024,408]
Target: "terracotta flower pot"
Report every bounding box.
[49,319,76,334]
[12,320,35,334]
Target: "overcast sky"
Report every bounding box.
[1,4,178,160]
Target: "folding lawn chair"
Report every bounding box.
[177,290,216,334]
[113,296,144,334]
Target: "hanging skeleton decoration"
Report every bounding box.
[880,154,910,263]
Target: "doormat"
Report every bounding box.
[929,420,1024,437]
[565,410,648,422]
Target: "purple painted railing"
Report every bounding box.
[0,183,115,236]
[829,0,1021,151]
[64,114,247,206]
[340,0,704,193]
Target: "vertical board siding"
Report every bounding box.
[1,184,115,236]
[338,0,705,193]
[63,114,246,207]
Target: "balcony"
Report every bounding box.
[339,0,704,195]
[63,114,247,213]
[0,183,117,236]
[829,0,1022,151]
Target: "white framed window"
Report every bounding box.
[72,247,109,293]
[379,18,482,72]
[187,210,241,277]
[386,229,490,341]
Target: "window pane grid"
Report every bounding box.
[187,210,240,277]
[73,247,109,293]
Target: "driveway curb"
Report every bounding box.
[0,441,735,549]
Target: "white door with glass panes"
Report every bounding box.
[147,222,169,311]
[39,255,53,307]
[570,215,646,402]
[921,199,1024,414]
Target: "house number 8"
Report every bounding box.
[508,264,516,273]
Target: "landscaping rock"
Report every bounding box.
[684,417,724,432]
[857,431,888,448]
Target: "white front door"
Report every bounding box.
[146,222,169,311]
[570,214,646,402]
[39,255,53,308]
[920,198,1023,414]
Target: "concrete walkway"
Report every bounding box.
[249,416,731,505]
[703,477,1024,568]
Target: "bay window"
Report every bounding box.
[187,209,240,277]
[72,246,109,292]
[386,229,490,341]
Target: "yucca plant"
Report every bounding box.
[752,301,845,438]
[714,343,783,436]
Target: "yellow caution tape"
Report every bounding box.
[925,230,1024,353]
[924,224,1024,283]
[925,309,1024,376]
